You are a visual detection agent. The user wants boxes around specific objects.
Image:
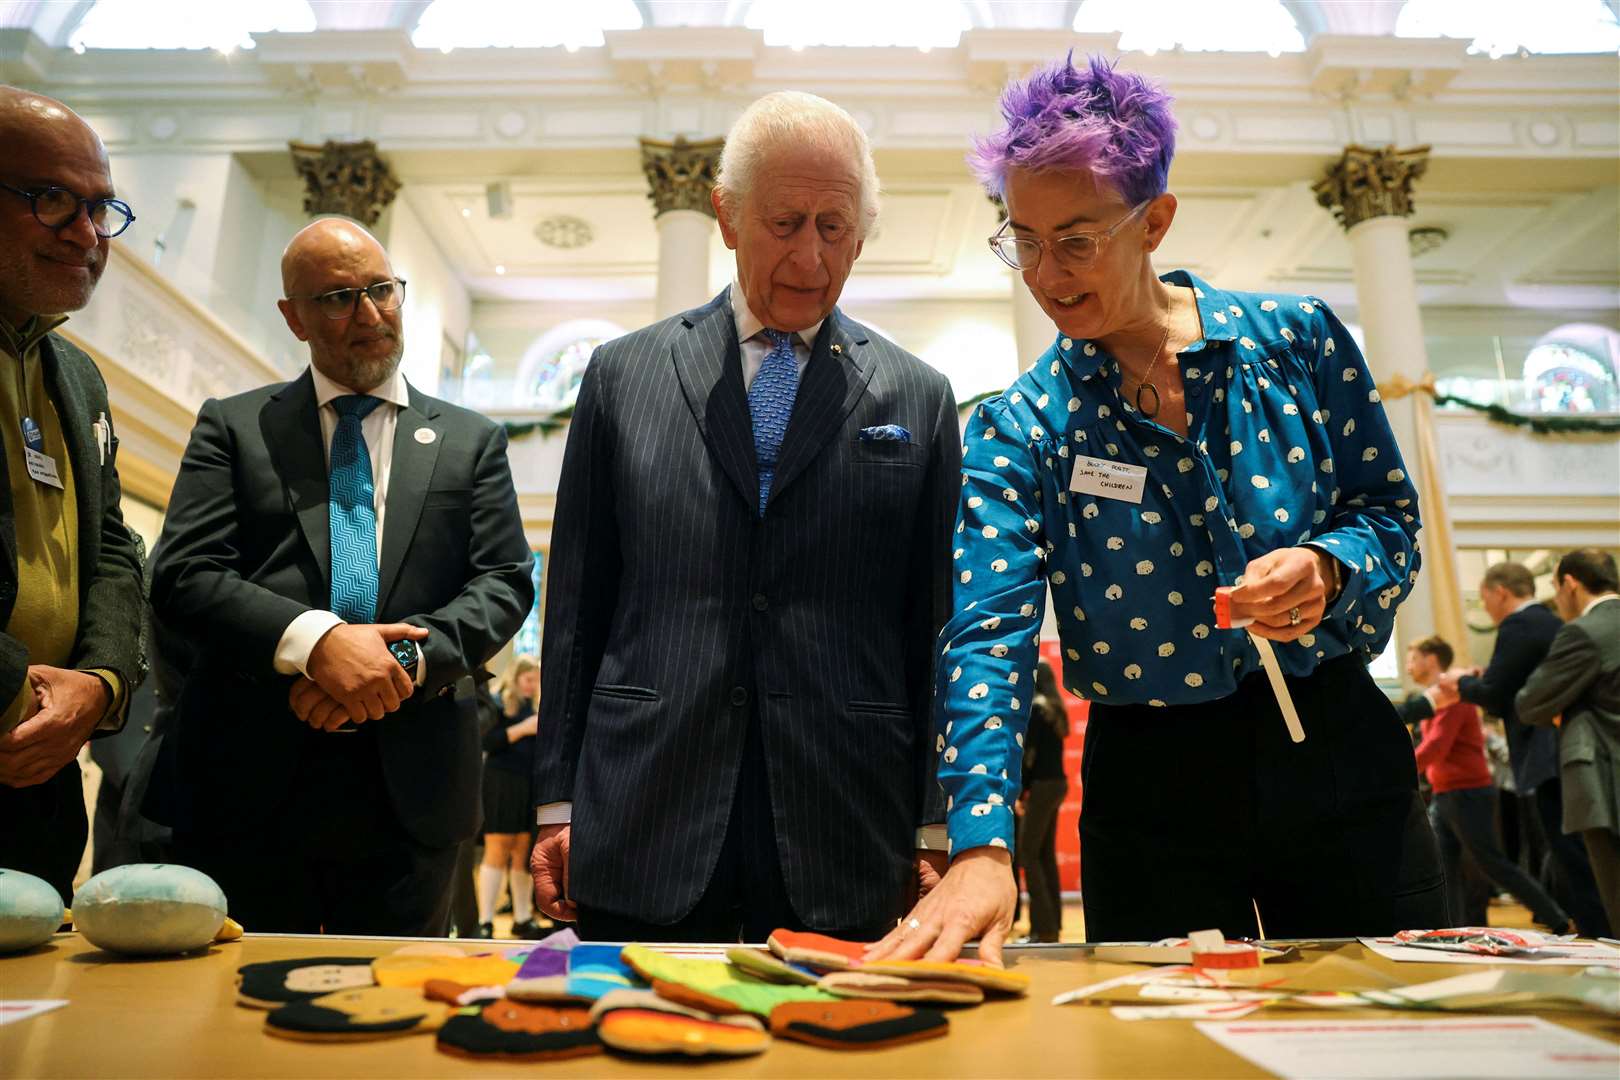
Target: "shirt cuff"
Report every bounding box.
[415,649,427,688]
[86,668,125,732]
[274,610,343,676]
[914,825,949,852]
[946,802,1015,860]
[536,801,572,826]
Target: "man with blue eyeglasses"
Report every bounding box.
[0,86,145,904]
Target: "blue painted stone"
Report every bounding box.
[0,869,65,953]
[71,864,228,956]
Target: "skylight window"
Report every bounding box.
[1072,0,1306,56]
[68,0,315,52]
[411,0,643,52]
[1395,0,1620,57]
[744,0,971,50]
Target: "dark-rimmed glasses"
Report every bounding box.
[292,278,409,320]
[988,199,1150,271]
[0,181,136,239]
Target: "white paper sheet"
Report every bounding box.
[1359,935,1620,967]
[1195,1016,1619,1080]
[0,1000,67,1027]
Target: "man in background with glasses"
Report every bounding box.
[150,218,534,935]
[0,86,145,904]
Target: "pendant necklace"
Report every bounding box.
[1133,321,1173,419]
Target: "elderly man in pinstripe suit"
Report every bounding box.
[531,91,961,943]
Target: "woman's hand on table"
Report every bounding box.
[1227,546,1336,642]
[864,846,1017,967]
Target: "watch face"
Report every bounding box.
[390,640,419,667]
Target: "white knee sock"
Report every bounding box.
[476,865,504,925]
[509,867,533,923]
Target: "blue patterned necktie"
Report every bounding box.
[329,394,385,622]
[748,328,801,516]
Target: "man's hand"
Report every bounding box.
[906,850,948,908]
[865,846,1016,967]
[530,824,576,922]
[1436,666,1476,696]
[305,622,428,721]
[288,677,363,732]
[1228,547,1333,642]
[0,666,108,787]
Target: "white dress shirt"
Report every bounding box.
[272,364,424,685]
[538,287,948,853]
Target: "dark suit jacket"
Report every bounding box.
[0,332,142,730]
[533,289,960,929]
[1459,602,1561,793]
[149,369,533,849]
[1517,598,1620,834]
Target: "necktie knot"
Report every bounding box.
[763,328,794,350]
[332,394,383,421]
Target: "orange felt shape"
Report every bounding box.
[855,958,1030,996]
[766,930,868,972]
[371,953,520,989]
[596,1009,770,1057]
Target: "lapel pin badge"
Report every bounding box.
[415,428,436,445]
[831,344,842,355]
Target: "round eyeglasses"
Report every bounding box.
[0,181,136,239]
[988,199,1150,272]
[294,278,409,320]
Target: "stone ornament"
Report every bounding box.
[639,135,724,218]
[1313,144,1431,230]
[288,139,402,226]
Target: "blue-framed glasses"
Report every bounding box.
[0,181,135,239]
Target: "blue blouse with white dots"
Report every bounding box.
[936,270,1422,856]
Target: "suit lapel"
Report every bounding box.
[377,385,442,612]
[670,290,758,512]
[260,370,332,590]
[768,310,874,509]
[40,336,103,587]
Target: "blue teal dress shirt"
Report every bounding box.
[936,271,1422,856]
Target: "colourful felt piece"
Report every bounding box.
[587,989,761,1027]
[726,947,821,986]
[596,1009,771,1057]
[435,1001,602,1062]
[236,956,376,1009]
[514,945,570,980]
[371,952,520,989]
[766,930,868,972]
[818,970,985,1005]
[769,1000,949,1050]
[263,986,450,1042]
[857,958,1031,996]
[564,943,646,1001]
[621,944,836,1017]
[422,979,506,1006]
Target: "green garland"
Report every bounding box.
[1433,394,1620,435]
[501,406,573,440]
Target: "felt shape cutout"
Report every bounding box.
[818,970,985,1005]
[505,944,580,1001]
[769,1000,949,1050]
[767,930,868,972]
[422,980,505,1006]
[857,959,1031,996]
[236,956,376,1009]
[435,1001,602,1062]
[214,917,244,943]
[564,943,646,1001]
[727,947,821,986]
[263,986,450,1042]
[621,944,835,1017]
[596,1009,770,1057]
[587,989,764,1027]
[371,952,520,989]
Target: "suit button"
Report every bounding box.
[730,687,748,707]
[752,593,768,612]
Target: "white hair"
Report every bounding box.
[715,91,880,237]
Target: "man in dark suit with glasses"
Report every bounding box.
[151,218,534,935]
[0,85,145,903]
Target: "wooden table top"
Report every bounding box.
[2,934,1616,1078]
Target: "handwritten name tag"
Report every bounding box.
[1068,454,1146,504]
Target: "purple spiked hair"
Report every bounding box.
[968,52,1177,206]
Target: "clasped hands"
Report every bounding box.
[287,622,427,731]
[1430,665,1481,710]
[0,665,109,787]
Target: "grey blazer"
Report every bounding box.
[1516,597,1620,834]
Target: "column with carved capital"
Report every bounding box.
[641,136,724,319]
[1314,144,1467,669]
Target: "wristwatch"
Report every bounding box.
[389,638,421,679]
[1306,544,1344,605]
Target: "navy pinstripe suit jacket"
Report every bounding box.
[533,289,960,928]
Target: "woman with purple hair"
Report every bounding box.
[869,54,1445,964]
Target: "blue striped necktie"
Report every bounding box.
[329,394,384,622]
[748,328,801,516]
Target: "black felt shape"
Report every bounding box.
[236,957,375,1007]
[774,1006,948,1048]
[436,1010,603,1060]
[266,1002,424,1035]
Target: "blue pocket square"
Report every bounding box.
[859,424,912,443]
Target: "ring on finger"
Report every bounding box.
[906,918,921,932]
[1288,606,1302,626]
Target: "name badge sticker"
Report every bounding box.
[1069,454,1147,504]
[24,446,63,489]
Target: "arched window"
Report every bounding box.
[68,0,315,52]
[1522,325,1619,413]
[1072,0,1306,56]
[411,0,641,51]
[743,0,972,49]
[1395,0,1620,56]
[516,319,627,412]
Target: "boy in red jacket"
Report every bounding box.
[1408,636,1571,933]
